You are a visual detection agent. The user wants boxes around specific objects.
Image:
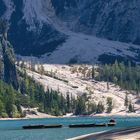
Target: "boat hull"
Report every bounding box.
[23,125,44,129]
[108,123,116,126]
[69,123,106,128]
[44,125,63,128]
[23,124,63,129]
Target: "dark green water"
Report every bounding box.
[0,116,140,140]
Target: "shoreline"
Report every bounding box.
[0,113,140,121]
[67,126,140,140]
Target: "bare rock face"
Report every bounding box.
[79,0,140,44]
[0,0,66,56]
[51,0,140,45]
[0,0,140,57]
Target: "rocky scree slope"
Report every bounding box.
[0,0,140,63]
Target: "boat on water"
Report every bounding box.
[23,124,44,129]
[108,119,116,126]
[69,123,96,128]
[94,123,107,127]
[69,119,116,128]
[69,123,106,128]
[23,119,116,129]
[23,124,63,129]
[44,124,63,128]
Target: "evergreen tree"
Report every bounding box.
[75,96,86,115]
[91,66,95,79]
[87,102,97,114]
[128,101,135,112]
[124,94,128,109]
[0,100,4,116]
[96,62,140,92]
[97,101,104,113]
[0,19,9,38]
[4,85,15,117]
[66,93,71,112]
[106,97,113,113]
[38,65,45,76]
[107,82,109,90]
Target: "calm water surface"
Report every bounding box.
[0,116,140,140]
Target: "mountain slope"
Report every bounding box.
[1,0,66,56]
[1,0,140,64]
[51,0,140,45]
[22,31,140,64]
[25,64,140,115]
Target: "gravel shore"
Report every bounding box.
[68,126,140,140]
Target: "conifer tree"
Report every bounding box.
[91,66,95,79]
[75,96,86,115]
[97,101,104,113]
[106,97,113,113]
[124,94,128,109]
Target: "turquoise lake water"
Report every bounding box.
[0,116,140,140]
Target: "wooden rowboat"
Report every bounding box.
[23,124,44,129]
[44,124,63,128]
[94,123,107,127]
[23,124,63,129]
[69,123,96,128]
[108,119,116,126]
[69,123,106,128]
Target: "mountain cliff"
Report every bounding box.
[51,0,140,44]
[1,0,66,56]
[0,0,140,63]
[0,20,19,89]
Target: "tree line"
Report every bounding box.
[95,61,140,95]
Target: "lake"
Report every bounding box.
[0,116,140,140]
